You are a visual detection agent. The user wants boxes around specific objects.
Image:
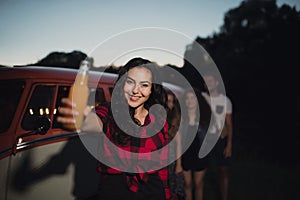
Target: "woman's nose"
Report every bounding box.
[132,84,139,94]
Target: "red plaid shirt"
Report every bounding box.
[95,103,171,200]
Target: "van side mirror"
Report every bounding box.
[35,116,51,135]
[13,116,51,155]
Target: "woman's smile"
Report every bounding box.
[129,94,143,101]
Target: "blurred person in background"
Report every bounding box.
[180,88,211,200]
[202,72,233,200]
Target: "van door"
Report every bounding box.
[6,84,99,200]
[0,80,25,200]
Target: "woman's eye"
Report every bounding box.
[141,84,149,88]
[126,79,134,84]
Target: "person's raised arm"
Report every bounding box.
[57,98,103,133]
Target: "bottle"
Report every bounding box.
[64,59,90,131]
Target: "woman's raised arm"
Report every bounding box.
[57,98,103,133]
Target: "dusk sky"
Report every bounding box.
[1,0,299,67]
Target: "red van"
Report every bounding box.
[0,66,183,200]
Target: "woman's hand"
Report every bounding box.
[57,98,103,133]
[57,98,78,130]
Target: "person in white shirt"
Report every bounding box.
[202,72,233,200]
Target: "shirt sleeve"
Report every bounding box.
[95,103,110,133]
[161,122,171,200]
[226,96,233,114]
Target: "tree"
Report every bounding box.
[30,50,87,69]
[183,0,300,163]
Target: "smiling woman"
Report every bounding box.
[57,57,172,200]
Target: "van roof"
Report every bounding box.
[0,66,183,95]
[0,66,118,84]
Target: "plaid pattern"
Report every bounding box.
[95,103,171,200]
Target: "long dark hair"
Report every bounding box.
[109,57,167,145]
[181,87,211,126]
[166,90,181,138]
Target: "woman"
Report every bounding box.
[57,57,171,200]
[180,88,211,200]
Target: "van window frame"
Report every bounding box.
[0,79,25,133]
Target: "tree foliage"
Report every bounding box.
[183,0,300,163]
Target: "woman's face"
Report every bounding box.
[123,67,152,108]
[185,92,198,109]
[167,94,174,110]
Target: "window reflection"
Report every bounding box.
[22,85,55,130]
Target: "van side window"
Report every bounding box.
[21,85,55,130]
[53,86,106,129]
[95,88,105,106]
[89,88,105,107]
[0,80,25,133]
[53,86,70,129]
[109,87,114,96]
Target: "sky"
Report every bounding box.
[0,0,299,67]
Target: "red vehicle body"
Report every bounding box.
[0,66,183,200]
